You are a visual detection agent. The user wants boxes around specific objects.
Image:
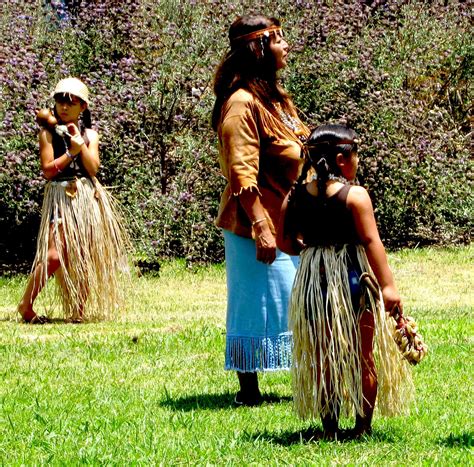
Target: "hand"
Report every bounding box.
[254,223,276,264]
[381,285,403,315]
[67,123,85,155]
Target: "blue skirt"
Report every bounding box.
[223,230,299,372]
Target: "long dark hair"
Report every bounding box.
[212,14,293,130]
[302,124,359,198]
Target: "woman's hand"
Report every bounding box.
[381,285,403,315]
[237,188,277,264]
[254,222,277,264]
[67,123,85,156]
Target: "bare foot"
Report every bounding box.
[66,317,84,324]
[322,430,340,441]
[18,304,50,324]
[343,426,372,440]
[18,304,36,322]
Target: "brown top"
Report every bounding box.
[215,88,309,238]
[289,184,360,246]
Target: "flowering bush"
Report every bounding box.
[286,1,472,248]
[0,0,228,268]
[0,0,471,270]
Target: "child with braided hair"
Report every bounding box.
[277,124,414,439]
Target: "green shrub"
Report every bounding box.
[0,1,471,270]
[286,1,472,248]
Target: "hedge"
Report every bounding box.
[0,0,472,270]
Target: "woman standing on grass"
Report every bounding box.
[17,77,130,323]
[277,124,414,439]
[212,15,309,406]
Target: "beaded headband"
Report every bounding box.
[231,25,282,45]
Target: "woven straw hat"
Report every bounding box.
[51,77,90,105]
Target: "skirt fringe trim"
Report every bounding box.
[225,334,292,372]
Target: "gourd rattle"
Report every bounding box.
[36,108,72,137]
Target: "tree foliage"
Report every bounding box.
[0,0,471,269]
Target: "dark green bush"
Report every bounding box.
[0,0,471,271]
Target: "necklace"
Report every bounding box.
[276,106,301,133]
[328,174,350,184]
[313,173,359,186]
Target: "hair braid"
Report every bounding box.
[305,124,359,199]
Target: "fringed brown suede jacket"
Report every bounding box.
[216,89,309,239]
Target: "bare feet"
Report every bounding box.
[321,414,339,441]
[18,304,35,322]
[27,315,50,324]
[19,310,51,324]
[322,429,340,441]
[18,306,50,324]
[352,414,373,439]
[65,316,84,324]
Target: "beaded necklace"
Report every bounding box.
[312,173,359,186]
[331,174,359,185]
[274,104,307,142]
[277,108,301,133]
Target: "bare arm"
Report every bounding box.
[238,188,276,264]
[39,129,58,180]
[39,126,100,179]
[68,124,100,177]
[348,186,402,313]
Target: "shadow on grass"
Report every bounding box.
[159,392,292,411]
[0,316,86,328]
[438,432,473,449]
[245,426,401,446]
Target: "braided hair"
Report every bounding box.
[299,124,359,198]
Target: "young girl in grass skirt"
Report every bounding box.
[17,78,131,323]
[277,124,414,439]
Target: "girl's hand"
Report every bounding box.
[67,123,85,155]
[381,285,403,315]
[254,223,277,264]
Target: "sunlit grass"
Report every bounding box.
[0,247,472,464]
[391,245,473,315]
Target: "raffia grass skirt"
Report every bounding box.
[32,177,132,321]
[290,244,414,420]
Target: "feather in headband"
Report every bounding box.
[231,25,282,45]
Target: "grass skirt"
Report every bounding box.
[290,244,414,420]
[32,177,131,321]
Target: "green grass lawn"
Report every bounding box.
[0,246,472,464]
